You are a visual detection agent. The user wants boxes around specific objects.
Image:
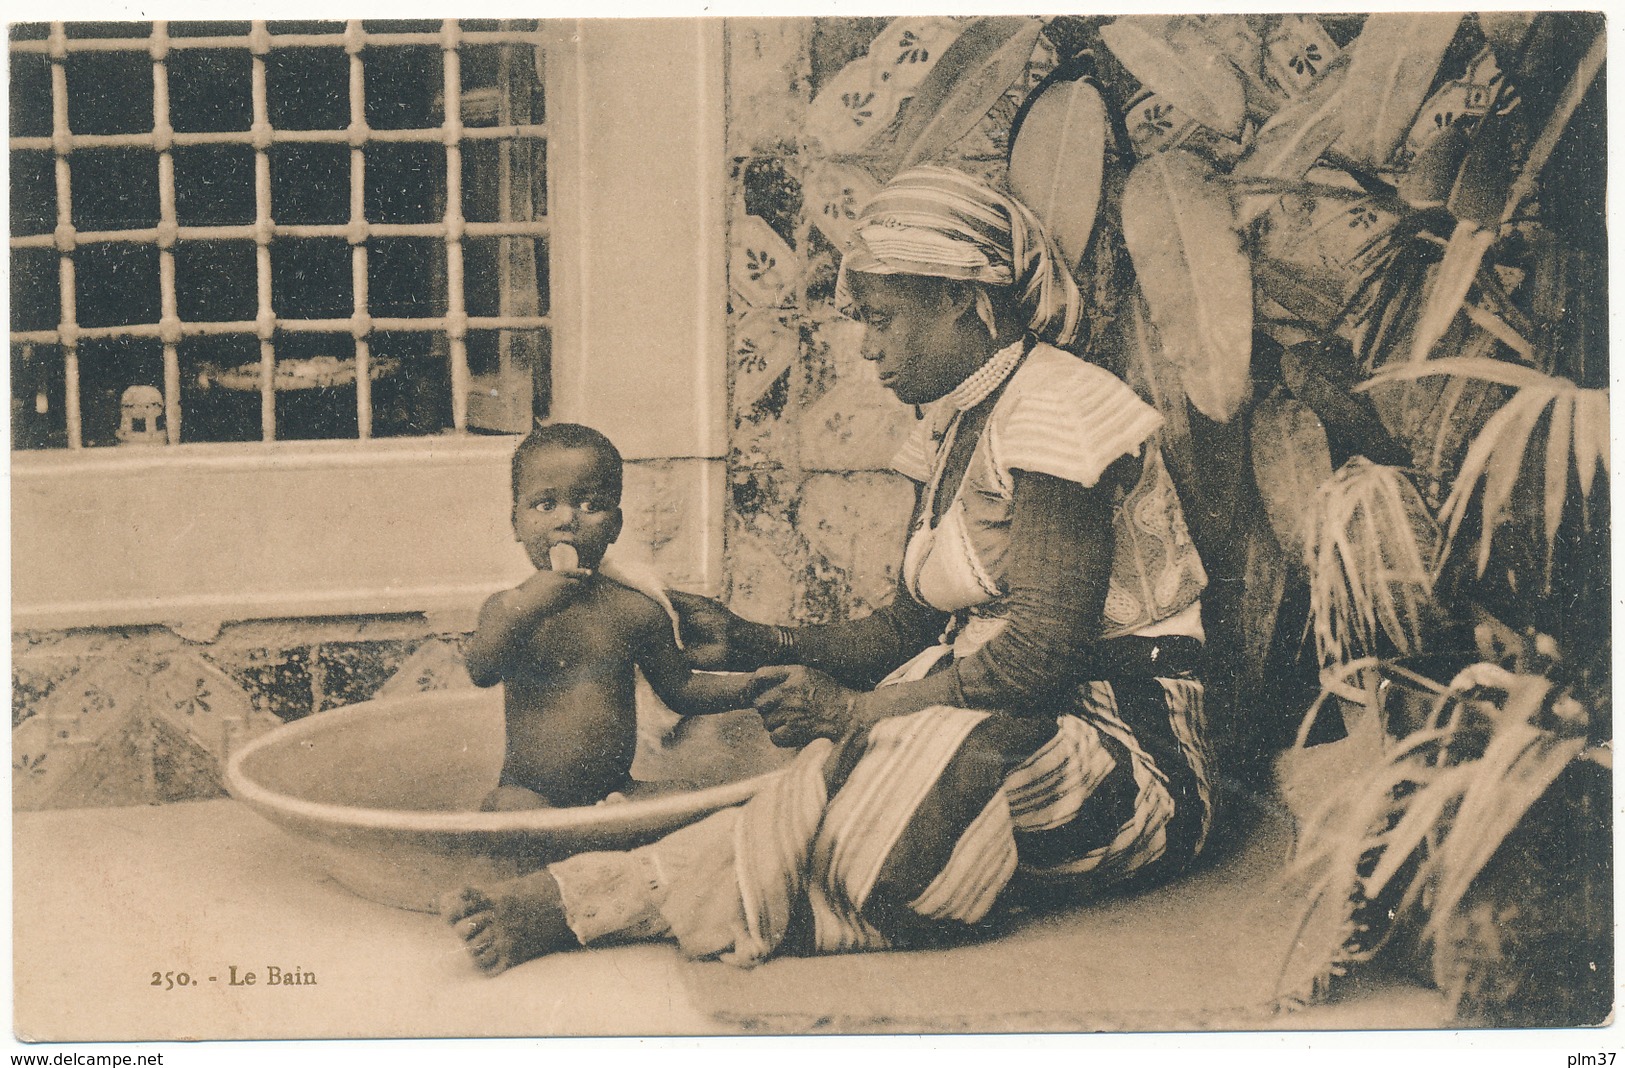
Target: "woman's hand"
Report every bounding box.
[669,590,766,671]
[749,665,862,748]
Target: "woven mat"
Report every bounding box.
[678,798,1429,1034]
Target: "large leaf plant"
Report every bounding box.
[796,12,1609,1024]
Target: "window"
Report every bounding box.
[9,19,548,450]
[12,19,727,632]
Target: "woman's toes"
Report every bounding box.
[455,913,491,940]
[439,887,489,925]
[471,941,508,973]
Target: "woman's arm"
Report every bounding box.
[636,616,753,716]
[846,462,1127,725]
[749,462,1133,744]
[670,481,948,686]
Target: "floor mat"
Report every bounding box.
[677,801,1434,1034]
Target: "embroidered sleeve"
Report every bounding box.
[995,355,1163,488]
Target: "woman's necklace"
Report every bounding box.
[918,337,1030,528]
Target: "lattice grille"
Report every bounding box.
[9,19,550,448]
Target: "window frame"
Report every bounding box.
[11,18,729,633]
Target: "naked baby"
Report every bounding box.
[459,422,750,812]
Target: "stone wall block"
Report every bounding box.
[724,470,806,623]
[621,460,715,591]
[725,20,811,157]
[798,472,915,615]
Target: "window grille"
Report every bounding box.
[9,19,550,449]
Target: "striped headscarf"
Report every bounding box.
[835,165,1082,347]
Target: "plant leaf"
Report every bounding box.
[1542,388,1573,578]
[1459,302,1534,362]
[1099,16,1247,138]
[1437,398,1518,564]
[1239,511,1289,681]
[1573,388,1609,499]
[1360,355,1557,393]
[1121,150,1253,422]
[1332,13,1463,169]
[1476,12,1535,69]
[1008,76,1107,273]
[1472,388,1553,575]
[1424,674,1580,948]
[1408,222,1498,362]
[1364,763,1474,899]
[887,16,1045,175]
[1251,390,1333,562]
[1282,341,1410,467]
[1232,61,1348,223]
[1499,28,1606,227]
[1397,125,1472,210]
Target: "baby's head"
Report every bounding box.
[510,423,624,571]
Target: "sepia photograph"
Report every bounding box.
[6,5,1613,1058]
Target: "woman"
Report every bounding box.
[443,165,1214,972]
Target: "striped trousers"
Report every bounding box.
[550,675,1211,965]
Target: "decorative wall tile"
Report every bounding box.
[864,17,965,95]
[12,658,151,810]
[802,161,880,255]
[375,638,473,697]
[799,381,916,474]
[151,716,228,803]
[148,650,277,761]
[725,20,810,157]
[205,644,314,722]
[729,212,802,311]
[12,714,79,811]
[741,157,804,250]
[12,655,80,729]
[724,470,806,624]
[808,17,892,96]
[313,639,419,714]
[731,308,802,416]
[47,714,156,810]
[802,59,907,156]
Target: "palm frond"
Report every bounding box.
[1422,676,1587,949]
[1283,666,1597,1010]
[1360,355,1555,392]
[1306,459,1437,666]
[1361,360,1610,583]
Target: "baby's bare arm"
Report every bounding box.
[465,569,589,687]
[637,610,752,716]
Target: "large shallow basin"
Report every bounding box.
[225,687,787,911]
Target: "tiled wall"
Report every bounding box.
[12,619,469,811]
[720,17,1058,627]
[12,16,1065,810]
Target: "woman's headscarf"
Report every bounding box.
[834,165,1082,348]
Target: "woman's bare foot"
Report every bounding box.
[439,869,577,974]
